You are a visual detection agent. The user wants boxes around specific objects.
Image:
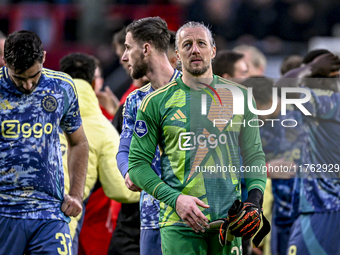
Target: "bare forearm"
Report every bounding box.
[67,139,89,201]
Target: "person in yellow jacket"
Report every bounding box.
[59,52,140,255]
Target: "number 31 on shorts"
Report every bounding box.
[55,232,72,255]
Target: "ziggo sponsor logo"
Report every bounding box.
[178,132,227,150]
[1,120,53,138]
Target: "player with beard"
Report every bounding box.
[116,17,181,255]
[128,21,267,255]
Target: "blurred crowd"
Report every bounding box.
[1,1,340,255]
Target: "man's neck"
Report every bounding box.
[181,68,214,90]
[132,78,145,88]
[146,53,175,90]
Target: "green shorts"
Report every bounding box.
[160,225,242,255]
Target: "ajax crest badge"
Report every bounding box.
[42,95,58,113]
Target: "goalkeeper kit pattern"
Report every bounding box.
[0,66,82,222]
[130,75,266,227]
[119,69,181,229]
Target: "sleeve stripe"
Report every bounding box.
[138,70,180,110]
[140,81,177,112]
[43,68,72,79]
[247,184,265,193]
[42,69,78,99]
[152,182,165,197]
[138,83,151,92]
[4,67,8,79]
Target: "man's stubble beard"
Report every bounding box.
[131,53,148,79]
[184,60,210,76]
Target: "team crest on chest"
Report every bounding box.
[42,95,58,113]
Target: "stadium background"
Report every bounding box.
[1,0,340,82]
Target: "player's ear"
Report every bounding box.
[211,46,216,60]
[176,50,181,63]
[143,43,150,56]
[42,51,46,64]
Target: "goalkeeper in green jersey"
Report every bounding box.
[128,21,268,255]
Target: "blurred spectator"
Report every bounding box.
[327,0,340,36]
[280,54,303,75]
[276,0,327,41]
[234,0,279,40]
[212,50,249,82]
[185,0,239,41]
[0,31,5,67]
[233,44,267,76]
[93,57,105,94]
[59,52,140,255]
[13,0,54,48]
[104,27,133,100]
[94,57,120,121]
[168,30,178,69]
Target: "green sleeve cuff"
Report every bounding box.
[129,163,181,209]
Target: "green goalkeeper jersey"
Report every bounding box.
[129,75,266,227]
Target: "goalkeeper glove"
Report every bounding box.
[210,189,271,247]
[228,201,261,240]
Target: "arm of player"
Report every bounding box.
[276,53,340,92]
[117,137,141,191]
[285,53,340,79]
[117,99,134,178]
[98,126,140,203]
[62,125,89,217]
[117,138,131,178]
[117,94,142,191]
[129,108,210,232]
[303,89,340,121]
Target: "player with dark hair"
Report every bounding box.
[126,17,170,54]
[60,53,96,84]
[117,16,181,255]
[109,26,148,255]
[128,21,268,255]
[213,50,248,81]
[0,30,89,254]
[276,49,340,255]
